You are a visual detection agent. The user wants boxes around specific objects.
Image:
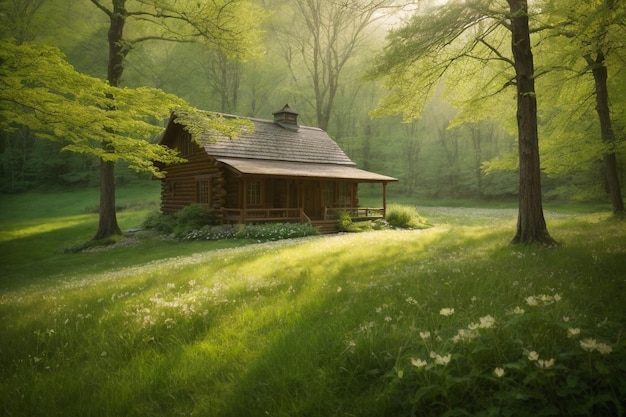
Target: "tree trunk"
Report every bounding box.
[94,159,122,240]
[588,52,625,214]
[93,0,127,240]
[507,0,556,245]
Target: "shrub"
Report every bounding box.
[386,204,430,229]
[338,211,353,232]
[174,204,213,234]
[182,224,238,240]
[179,223,319,241]
[142,210,176,233]
[144,208,319,241]
[235,222,319,241]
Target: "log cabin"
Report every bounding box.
[158,105,398,233]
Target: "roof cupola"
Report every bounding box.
[272,104,299,130]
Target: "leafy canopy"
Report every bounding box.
[367,1,516,125]
[89,0,267,60]
[0,39,251,177]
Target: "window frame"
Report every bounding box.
[247,179,262,206]
[196,180,211,205]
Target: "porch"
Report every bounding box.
[221,206,386,233]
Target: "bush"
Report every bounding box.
[144,208,319,241]
[142,211,176,234]
[338,211,353,232]
[386,204,430,229]
[235,222,319,241]
[182,224,238,241]
[143,204,215,236]
[174,204,213,234]
[181,222,319,241]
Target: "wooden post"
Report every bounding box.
[382,182,388,218]
[242,178,247,223]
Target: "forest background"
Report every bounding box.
[1,0,624,206]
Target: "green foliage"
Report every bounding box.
[387,294,625,416]
[173,204,214,233]
[142,211,177,234]
[338,211,353,231]
[386,204,430,229]
[172,109,254,145]
[233,222,319,241]
[143,208,319,241]
[336,211,373,232]
[0,39,189,178]
[142,204,214,236]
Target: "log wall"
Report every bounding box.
[160,138,225,216]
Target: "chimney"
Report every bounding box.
[272,104,299,129]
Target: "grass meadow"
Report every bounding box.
[1,183,625,416]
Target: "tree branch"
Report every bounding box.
[479,39,515,66]
[89,0,112,17]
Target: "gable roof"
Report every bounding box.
[160,111,397,182]
[202,117,355,166]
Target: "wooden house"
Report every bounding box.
[158,105,397,233]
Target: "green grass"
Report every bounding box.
[1,186,625,416]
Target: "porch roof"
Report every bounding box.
[216,158,398,183]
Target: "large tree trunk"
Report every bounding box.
[93,0,127,240]
[588,52,625,215]
[507,0,556,245]
[94,159,122,240]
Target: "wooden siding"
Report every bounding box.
[160,134,226,216]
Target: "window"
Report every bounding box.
[338,182,351,204]
[197,181,210,204]
[247,180,262,205]
[179,131,195,156]
[323,182,335,205]
[166,181,176,195]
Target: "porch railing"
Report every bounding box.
[324,207,385,220]
[222,208,304,224]
[222,207,385,224]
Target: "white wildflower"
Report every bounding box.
[596,343,612,355]
[493,367,505,378]
[479,315,496,329]
[434,353,451,366]
[439,308,455,316]
[540,294,554,303]
[537,358,555,369]
[512,306,525,315]
[411,358,428,369]
[527,351,539,361]
[580,338,598,352]
[419,331,431,340]
[525,296,539,306]
[567,328,581,338]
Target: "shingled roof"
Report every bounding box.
[202,118,355,166]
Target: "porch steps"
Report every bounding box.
[311,219,340,234]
